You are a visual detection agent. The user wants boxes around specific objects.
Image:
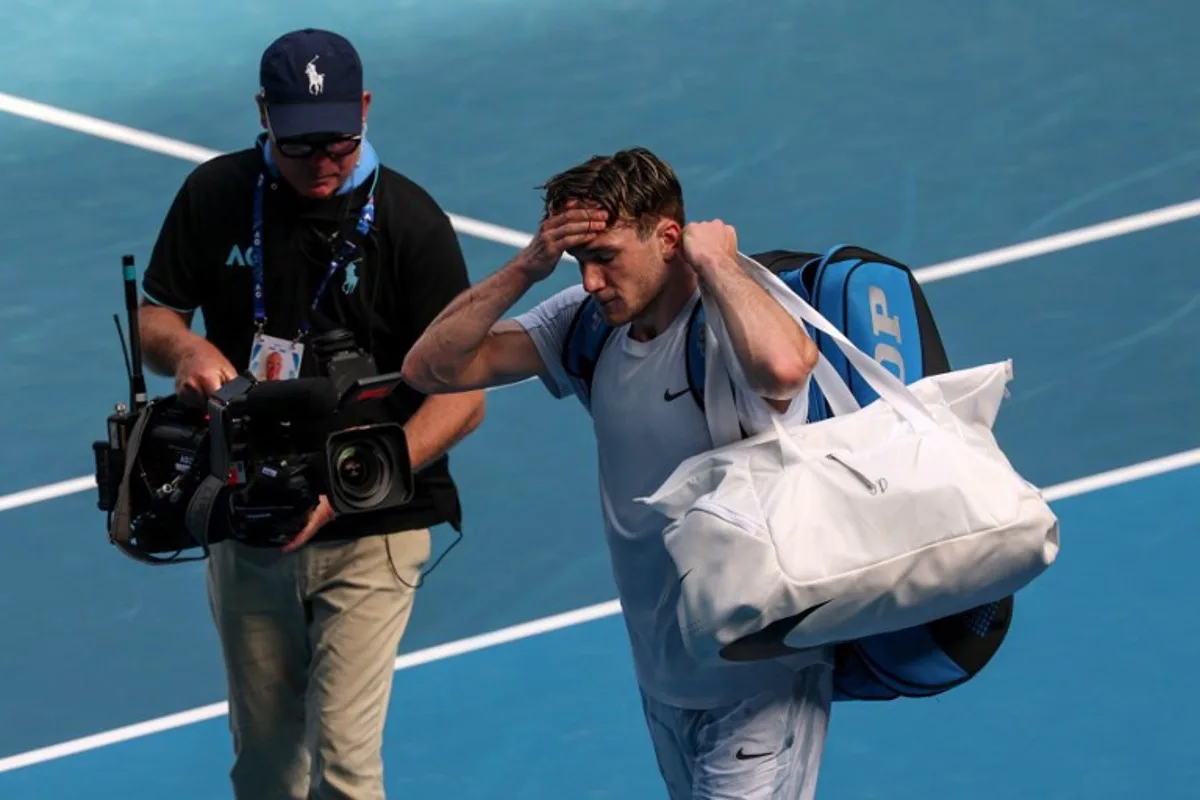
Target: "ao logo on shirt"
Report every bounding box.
[226,244,253,268]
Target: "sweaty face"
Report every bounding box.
[272,135,362,199]
[568,220,673,326]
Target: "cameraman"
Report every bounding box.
[136,28,485,800]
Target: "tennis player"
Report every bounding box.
[401,147,832,799]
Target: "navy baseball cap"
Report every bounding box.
[259,29,364,140]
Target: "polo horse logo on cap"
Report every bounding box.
[306,56,324,96]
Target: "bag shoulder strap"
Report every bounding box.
[560,295,616,411]
[683,297,707,410]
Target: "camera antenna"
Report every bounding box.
[120,254,148,412]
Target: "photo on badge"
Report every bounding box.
[249,333,304,381]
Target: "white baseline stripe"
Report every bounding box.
[914,197,1200,284]
[1,90,1196,275]
[0,476,96,513]
[0,447,1196,774]
[1040,447,1200,502]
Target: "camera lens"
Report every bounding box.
[333,440,392,508]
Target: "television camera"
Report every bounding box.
[92,255,415,564]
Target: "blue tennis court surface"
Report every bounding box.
[1,1,1198,797]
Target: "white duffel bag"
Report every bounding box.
[638,253,1060,665]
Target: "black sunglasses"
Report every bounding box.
[273,135,363,159]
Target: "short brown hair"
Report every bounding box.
[538,147,685,237]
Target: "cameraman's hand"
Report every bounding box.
[282,495,335,553]
[175,341,237,406]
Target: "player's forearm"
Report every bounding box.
[403,390,486,472]
[137,303,210,377]
[694,254,817,399]
[403,256,538,388]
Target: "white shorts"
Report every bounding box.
[639,664,833,800]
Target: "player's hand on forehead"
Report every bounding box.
[518,198,610,281]
[543,199,609,241]
[547,197,608,223]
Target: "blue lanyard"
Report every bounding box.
[250,172,376,336]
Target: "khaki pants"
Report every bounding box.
[206,528,431,800]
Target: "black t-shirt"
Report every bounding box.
[143,138,472,541]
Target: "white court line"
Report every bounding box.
[3,90,1200,277]
[915,197,1200,284]
[1039,447,1200,502]
[0,476,96,513]
[0,446,1197,775]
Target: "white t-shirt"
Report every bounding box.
[513,283,831,710]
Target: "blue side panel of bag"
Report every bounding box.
[810,245,927,410]
[830,647,904,701]
[842,259,924,405]
[837,626,971,700]
[833,598,1011,702]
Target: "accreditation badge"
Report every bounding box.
[249,332,304,381]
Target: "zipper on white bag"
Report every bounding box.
[689,497,767,535]
[824,453,882,495]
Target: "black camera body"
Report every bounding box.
[93,256,415,564]
[204,333,415,543]
[93,392,213,563]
